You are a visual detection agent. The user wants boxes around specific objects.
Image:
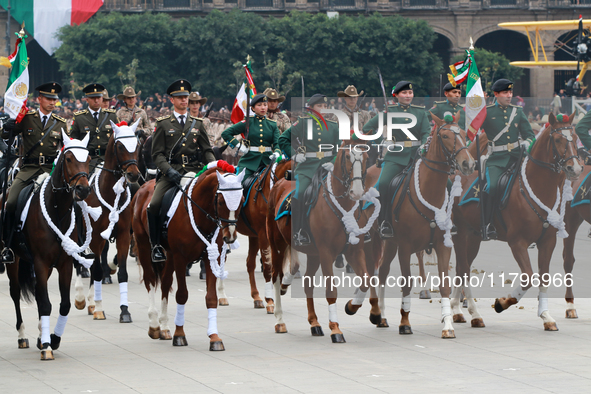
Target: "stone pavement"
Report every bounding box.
[1,231,591,394]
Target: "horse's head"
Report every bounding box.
[215,169,245,244]
[60,129,91,201]
[429,111,475,176]
[335,139,368,201]
[543,112,583,180]
[110,120,141,183]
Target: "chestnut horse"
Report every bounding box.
[4,132,94,360]
[73,120,140,322]
[451,113,582,331]
[357,113,475,338]
[267,140,374,342]
[132,163,244,350]
[217,159,291,312]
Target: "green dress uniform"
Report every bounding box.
[428,99,466,130]
[575,110,591,150]
[69,108,119,171]
[221,114,281,181]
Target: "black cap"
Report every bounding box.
[392,81,413,95]
[444,82,461,92]
[36,82,62,99]
[167,79,191,97]
[491,79,513,93]
[250,93,268,107]
[83,83,106,98]
[308,94,327,107]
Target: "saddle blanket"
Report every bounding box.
[20,173,51,227]
[571,171,591,207]
[274,190,294,221]
[165,172,196,227]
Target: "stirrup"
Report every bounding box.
[293,229,311,246]
[1,247,15,263]
[483,223,497,241]
[378,221,394,239]
[151,245,166,262]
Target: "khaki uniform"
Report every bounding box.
[116,106,152,137]
[266,110,291,133]
[69,108,119,171]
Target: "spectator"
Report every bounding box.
[551,92,562,115]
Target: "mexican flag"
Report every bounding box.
[2,34,29,123]
[231,60,257,124]
[0,0,104,56]
[464,50,486,141]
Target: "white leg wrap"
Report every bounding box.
[441,298,451,320]
[274,281,284,325]
[282,271,294,286]
[94,280,102,301]
[148,289,158,328]
[159,299,169,330]
[119,282,128,306]
[401,295,411,313]
[207,308,218,336]
[566,301,576,311]
[40,316,50,345]
[351,288,367,306]
[511,286,527,302]
[328,303,338,323]
[18,323,26,339]
[463,285,482,319]
[175,304,185,327]
[265,281,274,299]
[538,287,549,317]
[75,275,84,302]
[54,314,68,337]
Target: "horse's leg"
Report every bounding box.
[304,255,323,336]
[147,284,160,339]
[397,246,413,335]
[453,229,485,327]
[495,239,533,312]
[86,276,95,316]
[435,244,455,339]
[115,227,132,323]
[537,236,559,331]
[6,262,28,349]
[259,235,275,314]
[34,261,54,360]
[74,268,86,310]
[344,244,371,317]
[366,238,382,325]
[52,260,73,352]
[204,255,224,351]
[373,242,397,328]
[246,236,264,308]
[171,253,189,346]
[562,208,583,319]
[417,250,430,299]
[217,278,229,306]
[319,249,345,343]
[273,277,287,333]
[158,256,174,340]
[101,242,112,283]
[90,256,105,320]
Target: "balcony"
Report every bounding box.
[402,0,448,9]
[482,0,528,8]
[101,0,202,10]
[319,0,366,10]
[242,0,286,10]
[547,0,591,7]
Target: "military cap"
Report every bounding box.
[167,79,191,97]
[392,81,413,95]
[250,93,268,107]
[491,79,513,92]
[308,94,327,107]
[102,89,114,100]
[35,82,62,99]
[188,91,207,105]
[83,83,106,98]
[117,86,141,100]
[264,88,285,102]
[444,82,461,92]
[337,85,364,98]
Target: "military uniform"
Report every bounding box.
[575,110,591,150]
[429,99,466,130]
[116,106,151,137]
[266,111,291,133]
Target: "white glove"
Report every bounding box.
[238,143,249,155]
[322,162,334,172]
[295,153,306,163]
[269,152,281,162]
[520,140,531,150]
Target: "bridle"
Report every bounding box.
[100,135,139,177]
[52,147,90,193]
[421,122,469,175]
[527,125,579,174]
[330,146,367,199]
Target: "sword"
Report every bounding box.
[376,66,389,113]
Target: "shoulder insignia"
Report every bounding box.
[104,108,116,113]
[189,116,203,121]
[51,114,66,123]
[156,115,171,122]
[434,101,446,104]
[27,109,37,115]
[411,104,425,109]
[74,109,88,116]
[459,104,465,108]
[486,104,495,108]
[267,118,277,122]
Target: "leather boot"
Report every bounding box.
[1,211,16,263]
[291,197,311,246]
[148,210,166,262]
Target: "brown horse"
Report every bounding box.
[73,120,140,322]
[4,132,93,360]
[451,112,582,331]
[358,113,475,338]
[132,163,244,350]
[217,159,291,313]
[268,139,373,342]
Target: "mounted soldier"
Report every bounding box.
[116,87,151,139]
[148,79,215,262]
[1,82,67,263]
[429,83,466,130]
[263,88,291,133]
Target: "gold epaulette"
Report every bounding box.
[433,100,446,104]
[411,104,425,109]
[51,113,66,123]
[156,115,171,121]
[74,109,88,116]
[266,117,277,122]
[486,104,495,108]
[189,115,203,120]
[27,109,37,115]
[104,108,116,113]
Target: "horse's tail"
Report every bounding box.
[18,259,36,303]
[150,259,164,283]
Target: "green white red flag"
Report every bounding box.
[2,33,29,123]
[231,60,257,124]
[464,49,487,141]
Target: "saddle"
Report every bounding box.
[386,158,416,222]
[578,148,591,166]
[572,170,591,207]
[274,166,326,220]
[275,190,294,221]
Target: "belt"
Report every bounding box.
[490,142,518,152]
[304,151,333,159]
[170,153,200,165]
[23,155,56,166]
[249,146,272,153]
[397,140,421,148]
[93,147,107,157]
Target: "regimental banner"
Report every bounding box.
[3,35,29,123]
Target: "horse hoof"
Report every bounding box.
[275,323,287,333]
[254,300,264,309]
[453,314,466,323]
[160,329,173,340]
[471,318,486,328]
[218,298,229,306]
[119,312,133,323]
[344,301,356,316]
[172,336,188,346]
[331,333,346,343]
[40,348,54,361]
[419,290,431,299]
[566,309,578,319]
[280,286,288,296]
[345,264,354,274]
[399,325,413,335]
[75,299,86,310]
[441,330,456,339]
[266,305,274,314]
[377,318,389,328]
[87,305,95,315]
[148,327,160,339]
[310,326,324,336]
[93,311,106,320]
[18,338,29,349]
[102,276,113,285]
[50,334,61,350]
[369,313,382,325]
[544,322,559,331]
[335,255,345,268]
[209,341,225,351]
[493,299,505,313]
[462,299,468,308]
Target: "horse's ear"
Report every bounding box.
[430,111,443,127]
[236,169,246,183]
[130,118,141,134]
[216,170,226,186]
[548,112,557,127]
[110,120,119,136]
[569,111,576,125]
[81,130,90,147]
[454,110,461,124]
[61,128,70,148]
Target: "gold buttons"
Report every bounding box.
[182,143,185,146]
[182,133,185,136]
[507,136,510,139]
[97,136,100,139]
[40,142,43,146]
